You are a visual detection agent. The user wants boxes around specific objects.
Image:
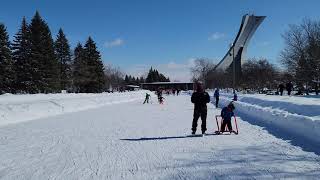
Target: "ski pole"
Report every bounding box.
[234,115,239,134]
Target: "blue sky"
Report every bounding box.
[1,0,320,81]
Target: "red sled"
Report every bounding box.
[215,115,239,135]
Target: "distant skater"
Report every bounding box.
[191,82,210,135]
[143,93,151,104]
[214,88,220,108]
[233,90,238,101]
[159,95,165,104]
[278,83,285,96]
[286,82,293,96]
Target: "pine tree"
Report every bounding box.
[139,76,145,83]
[83,37,105,93]
[124,75,129,84]
[29,11,59,93]
[73,43,87,92]
[0,23,15,94]
[12,17,32,93]
[145,67,170,83]
[55,28,72,90]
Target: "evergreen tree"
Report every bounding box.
[146,67,170,83]
[83,37,105,93]
[139,76,145,83]
[29,11,59,93]
[73,43,87,92]
[12,17,32,93]
[55,28,72,90]
[124,75,129,84]
[0,23,15,94]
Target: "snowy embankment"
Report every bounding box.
[218,93,320,150]
[0,91,148,126]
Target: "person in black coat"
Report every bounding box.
[278,83,285,96]
[286,82,293,96]
[214,88,220,108]
[191,82,210,134]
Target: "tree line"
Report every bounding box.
[191,58,280,92]
[280,18,320,93]
[192,18,320,94]
[122,67,170,86]
[0,11,105,94]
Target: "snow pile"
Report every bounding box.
[220,93,320,119]
[0,91,149,126]
[218,93,320,146]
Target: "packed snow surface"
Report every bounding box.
[0,91,146,126]
[0,92,319,179]
[217,92,320,153]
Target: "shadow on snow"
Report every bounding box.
[120,133,233,141]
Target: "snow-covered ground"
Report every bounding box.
[0,91,146,126]
[0,92,319,179]
[217,92,320,155]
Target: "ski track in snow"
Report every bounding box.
[0,94,319,179]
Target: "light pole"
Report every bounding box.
[232,44,235,91]
[229,43,235,91]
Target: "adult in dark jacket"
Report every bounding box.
[214,88,220,108]
[191,82,210,134]
[286,82,293,96]
[278,83,285,96]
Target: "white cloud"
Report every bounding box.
[208,32,226,41]
[125,59,196,82]
[104,38,124,48]
[259,41,270,46]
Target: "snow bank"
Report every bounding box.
[218,94,320,146]
[0,91,149,126]
[220,93,320,119]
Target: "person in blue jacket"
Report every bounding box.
[214,88,220,108]
[220,102,235,133]
[233,91,238,101]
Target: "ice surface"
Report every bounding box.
[0,93,319,179]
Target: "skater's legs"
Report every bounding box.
[215,97,219,108]
[227,121,233,132]
[220,120,227,132]
[192,110,200,132]
[200,110,207,133]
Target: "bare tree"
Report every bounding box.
[281,18,320,91]
[104,64,124,91]
[240,58,278,91]
[190,58,215,87]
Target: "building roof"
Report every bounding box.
[126,85,140,88]
[141,82,193,85]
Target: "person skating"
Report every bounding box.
[143,93,151,104]
[278,83,285,96]
[286,82,293,96]
[214,88,220,108]
[233,90,238,101]
[156,88,162,102]
[159,95,165,104]
[191,82,210,135]
[219,102,236,134]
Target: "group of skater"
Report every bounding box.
[143,82,237,135]
[278,82,293,96]
[143,88,182,104]
[143,88,165,104]
[191,82,236,135]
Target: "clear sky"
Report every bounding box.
[1,0,320,81]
